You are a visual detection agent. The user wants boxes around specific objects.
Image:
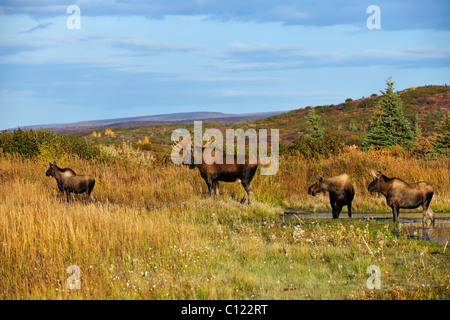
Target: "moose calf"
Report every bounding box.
[46,161,95,202]
[367,169,434,226]
[308,173,355,219]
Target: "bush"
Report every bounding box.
[285,134,344,159]
[343,99,353,111]
[0,128,100,161]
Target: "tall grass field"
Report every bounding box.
[0,144,449,299]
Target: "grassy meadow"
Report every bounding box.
[0,145,449,300]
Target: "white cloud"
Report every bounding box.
[214,89,339,97]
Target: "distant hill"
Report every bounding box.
[23,111,289,134]
[65,85,450,148]
[251,84,450,145]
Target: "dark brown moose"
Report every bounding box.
[367,169,434,226]
[173,136,258,204]
[308,173,355,219]
[46,161,95,202]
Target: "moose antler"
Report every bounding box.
[172,136,188,151]
[171,137,181,147]
[202,136,216,148]
[172,134,217,150]
[188,135,216,148]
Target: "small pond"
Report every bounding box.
[282,210,450,246]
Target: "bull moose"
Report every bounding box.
[46,161,95,202]
[367,169,435,226]
[173,136,258,204]
[308,173,355,219]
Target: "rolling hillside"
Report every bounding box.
[251,85,450,145]
[70,85,450,148]
[23,111,288,134]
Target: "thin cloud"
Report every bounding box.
[214,89,339,97]
[19,22,53,34]
[222,42,450,70]
[1,1,449,30]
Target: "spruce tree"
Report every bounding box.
[363,77,416,149]
[414,114,422,139]
[432,112,450,154]
[307,108,324,141]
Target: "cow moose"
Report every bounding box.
[173,136,258,204]
[46,161,95,202]
[367,169,435,226]
[308,173,355,219]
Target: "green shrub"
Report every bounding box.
[285,134,344,159]
[0,128,100,161]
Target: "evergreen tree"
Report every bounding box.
[432,112,450,154]
[363,77,416,149]
[414,114,422,139]
[307,108,324,141]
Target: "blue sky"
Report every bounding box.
[0,1,449,130]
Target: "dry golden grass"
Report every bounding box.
[257,147,450,212]
[0,149,449,299]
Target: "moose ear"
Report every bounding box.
[370,170,378,178]
[379,168,386,175]
[47,160,52,165]
[315,174,323,181]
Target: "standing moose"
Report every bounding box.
[173,135,258,204]
[46,161,95,202]
[308,173,355,219]
[367,169,435,226]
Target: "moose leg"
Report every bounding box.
[422,207,435,228]
[422,194,434,227]
[347,202,352,218]
[240,187,247,204]
[391,206,400,223]
[65,190,72,203]
[422,205,435,228]
[87,180,95,202]
[213,180,219,196]
[330,202,338,219]
[86,189,93,202]
[335,204,343,219]
[58,186,64,198]
[205,177,214,196]
[241,181,253,205]
[330,194,339,219]
[247,184,254,205]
